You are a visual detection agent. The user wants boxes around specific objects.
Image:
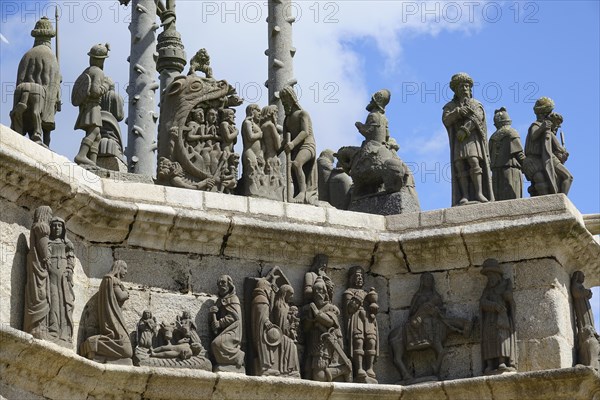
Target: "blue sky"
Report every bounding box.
[1,1,598,323]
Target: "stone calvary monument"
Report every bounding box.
[1,2,599,400]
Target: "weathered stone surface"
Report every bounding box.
[3,325,600,399]
[128,203,177,250]
[348,189,420,216]
[326,207,386,230]
[518,335,574,371]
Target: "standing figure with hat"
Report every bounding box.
[488,107,526,200]
[342,266,379,383]
[523,97,573,196]
[442,73,494,206]
[72,43,113,166]
[479,258,517,375]
[10,16,62,147]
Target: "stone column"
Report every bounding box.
[266,0,297,125]
[126,0,159,176]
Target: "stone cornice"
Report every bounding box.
[1,326,599,400]
[1,124,599,284]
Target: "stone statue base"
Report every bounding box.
[136,355,212,370]
[349,188,420,216]
[398,375,439,385]
[80,165,154,184]
[215,364,246,373]
[96,155,128,173]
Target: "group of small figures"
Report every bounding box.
[22,206,600,382]
[443,72,573,206]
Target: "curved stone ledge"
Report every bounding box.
[1,124,599,284]
[1,326,598,400]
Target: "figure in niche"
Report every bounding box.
[303,254,333,305]
[250,267,300,378]
[156,48,242,192]
[489,107,525,200]
[479,258,517,375]
[303,277,352,382]
[442,73,494,206]
[11,17,61,148]
[280,86,318,204]
[72,43,115,167]
[46,217,75,345]
[389,272,472,383]
[571,271,600,369]
[23,205,53,339]
[80,260,133,364]
[317,150,352,210]
[523,97,573,196]
[241,103,264,195]
[210,275,245,372]
[342,266,379,383]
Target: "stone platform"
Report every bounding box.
[1,124,600,398]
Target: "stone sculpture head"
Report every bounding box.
[49,217,66,240]
[246,104,260,120]
[279,86,301,115]
[278,284,294,303]
[88,43,110,68]
[33,205,53,225]
[533,97,555,118]
[260,105,278,124]
[366,89,391,113]
[217,275,234,297]
[142,310,153,320]
[548,112,563,133]
[419,272,435,291]
[313,278,329,308]
[220,108,235,123]
[481,258,503,286]
[191,108,204,123]
[449,72,474,101]
[348,266,365,289]
[31,16,55,45]
[572,270,585,285]
[207,108,218,125]
[109,260,128,280]
[493,107,512,128]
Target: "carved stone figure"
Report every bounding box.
[72,43,114,167]
[342,266,379,383]
[241,104,265,196]
[442,73,494,206]
[303,277,352,382]
[336,90,420,215]
[249,267,300,377]
[23,206,53,339]
[10,17,61,148]
[280,86,318,204]
[489,107,525,200]
[157,48,242,193]
[389,272,472,383]
[46,217,75,345]
[97,80,126,171]
[210,275,245,372]
[523,97,573,196]
[317,150,352,210]
[133,310,212,370]
[479,258,516,375]
[80,260,133,364]
[571,271,600,369]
